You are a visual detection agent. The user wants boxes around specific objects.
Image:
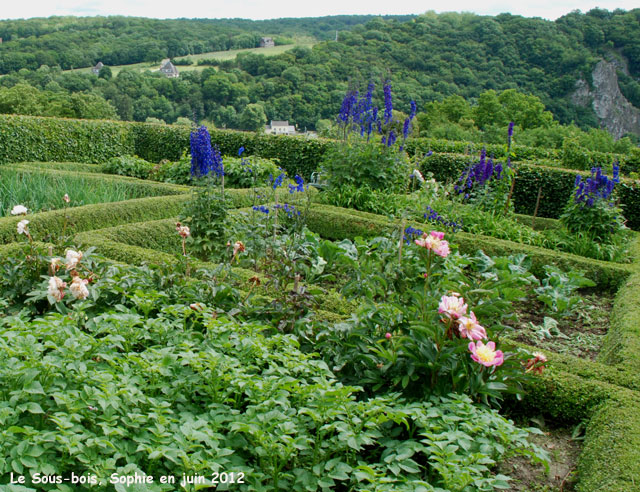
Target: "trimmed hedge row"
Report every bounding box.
[7,161,103,173]
[0,187,315,245]
[599,272,640,373]
[305,204,636,290]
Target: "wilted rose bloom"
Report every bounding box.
[415,231,450,258]
[11,205,28,215]
[189,302,205,312]
[233,241,245,256]
[176,222,191,238]
[47,276,66,302]
[412,169,425,183]
[65,249,83,270]
[50,257,62,273]
[63,194,71,203]
[457,311,487,341]
[525,352,548,375]
[469,340,504,367]
[17,219,30,235]
[438,294,468,319]
[69,277,89,300]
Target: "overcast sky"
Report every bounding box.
[0,0,636,22]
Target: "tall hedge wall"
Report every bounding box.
[0,114,134,164]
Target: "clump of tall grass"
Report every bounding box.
[0,169,169,215]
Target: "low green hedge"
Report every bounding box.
[305,204,635,290]
[0,194,190,244]
[6,161,103,173]
[0,187,316,245]
[599,272,640,372]
[577,399,640,492]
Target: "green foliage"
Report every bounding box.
[102,154,155,179]
[179,183,228,259]
[562,137,591,169]
[321,141,410,192]
[534,265,596,317]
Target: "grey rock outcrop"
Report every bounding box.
[571,59,640,139]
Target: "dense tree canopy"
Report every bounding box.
[0,9,638,144]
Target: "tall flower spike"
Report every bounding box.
[383,82,393,125]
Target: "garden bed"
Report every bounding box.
[510,292,613,361]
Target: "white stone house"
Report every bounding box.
[265,120,296,135]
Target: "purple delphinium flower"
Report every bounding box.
[253,205,270,214]
[387,130,397,147]
[383,82,393,125]
[403,226,424,245]
[269,169,286,190]
[288,175,305,194]
[424,206,462,232]
[190,126,217,177]
[573,166,618,207]
[238,146,245,156]
[212,144,224,177]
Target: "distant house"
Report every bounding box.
[260,37,275,48]
[265,120,296,135]
[91,62,104,75]
[159,59,179,78]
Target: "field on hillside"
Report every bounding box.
[68,41,316,76]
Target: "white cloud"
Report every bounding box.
[0,0,637,21]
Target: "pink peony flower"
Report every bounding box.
[47,276,66,302]
[69,277,89,300]
[457,311,487,341]
[385,332,392,340]
[415,231,449,258]
[469,340,504,367]
[438,294,468,320]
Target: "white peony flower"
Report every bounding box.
[17,219,30,235]
[63,194,71,203]
[65,250,83,270]
[412,169,425,183]
[69,277,89,300]
[47,276,66,302]
[11,205,28,215]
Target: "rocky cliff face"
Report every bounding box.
[571,59,640,139]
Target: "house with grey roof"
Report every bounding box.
[91,62,104,75]
[159,59,179,78]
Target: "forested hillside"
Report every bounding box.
[0,15,412,72]
[0,9,638,143]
